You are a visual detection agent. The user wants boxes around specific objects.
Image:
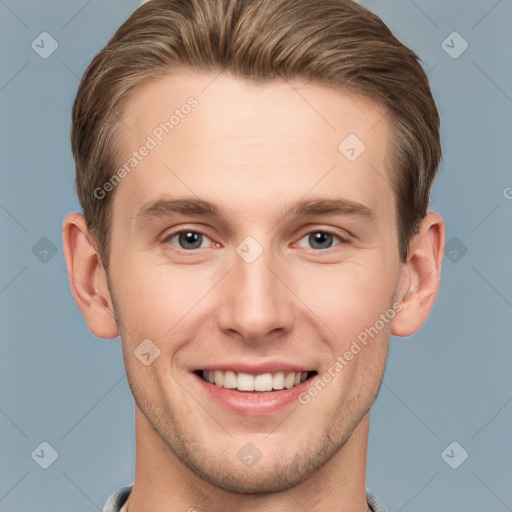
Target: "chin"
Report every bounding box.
[181,456,318,494]
[166,428,347,495]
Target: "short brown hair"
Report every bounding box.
[71,0,441,272]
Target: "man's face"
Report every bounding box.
[106,71,404,492]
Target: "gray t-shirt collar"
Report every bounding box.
[102,483,387,512]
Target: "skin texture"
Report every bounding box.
[63,71,444,512]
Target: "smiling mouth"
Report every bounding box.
[194,369,318,393]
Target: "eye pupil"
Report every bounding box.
[309,232,333,250]
[179,231,203,249]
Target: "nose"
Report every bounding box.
[215,243,295,345]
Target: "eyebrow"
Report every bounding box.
[135,196,375,225]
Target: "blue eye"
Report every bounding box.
[167,231,209,250]
[164,229,345,253]
[297,231,343,250]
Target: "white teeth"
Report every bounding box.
[284,372,295,389]
[272,371,285,390]
[214,370,224,387]
[254,373,273,391]
[237,372,254,391]
[223,370,237,389]
[200,370,311,391]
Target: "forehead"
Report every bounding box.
[112,70,394,221]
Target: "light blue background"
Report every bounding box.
[1,1,511,510]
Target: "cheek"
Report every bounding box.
[294,258,398,339]
[112,258,216,341]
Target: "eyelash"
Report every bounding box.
[163,228,348,253]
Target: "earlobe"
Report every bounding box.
[391,212,445,337]
[62,213,119,339]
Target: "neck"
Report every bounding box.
[125,406,372,512]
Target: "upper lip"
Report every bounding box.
[192,361,315,375]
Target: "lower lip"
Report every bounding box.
[193,373,314,415]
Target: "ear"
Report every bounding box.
[62,213,119,339]
[391,211,445,337]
